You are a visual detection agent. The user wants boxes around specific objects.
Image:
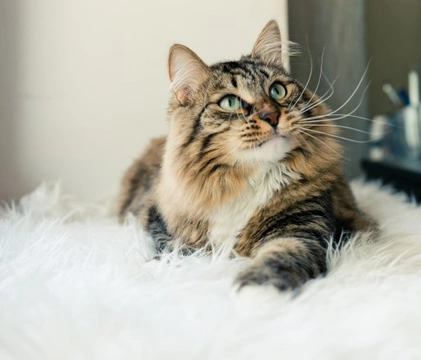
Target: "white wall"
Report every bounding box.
[0,0,288,201]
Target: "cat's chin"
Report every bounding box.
[239,135,292,163]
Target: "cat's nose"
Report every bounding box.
[259,109,280,127]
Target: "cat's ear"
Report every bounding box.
[251,20,283,65]
[168,44,210,105]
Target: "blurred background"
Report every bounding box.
[0,0,420,202]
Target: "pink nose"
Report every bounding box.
[259,107,280,127]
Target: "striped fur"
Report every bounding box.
[118,21,378,291]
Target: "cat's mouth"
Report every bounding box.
[240,132,292,162]
[258,134,288,147]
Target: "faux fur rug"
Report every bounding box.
[1,181,421,359]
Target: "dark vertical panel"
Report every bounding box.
[288,0,369,179]
[366,0,421,117]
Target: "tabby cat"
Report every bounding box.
[118,21,378,291]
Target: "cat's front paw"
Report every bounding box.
[234,260,309,292]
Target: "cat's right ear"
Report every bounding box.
[168,44,210,106]
[251,20,283,66]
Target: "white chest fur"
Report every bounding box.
[207,163,300,247]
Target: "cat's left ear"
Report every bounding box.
[251,20,283,66]
[168,44,210,106]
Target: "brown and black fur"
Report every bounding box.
[118,21,378,292]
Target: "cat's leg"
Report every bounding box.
[146,204,207,256]
[235,237,327,291]
[143,204,174,254]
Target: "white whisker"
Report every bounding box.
[304,45,326,108]
[296,131,312,151]
[305,113,394,127]
[301,123,372,135]
[299,75,339,114]
[302,127,373,144]
[297,129,348,161]
[303,79,371,123]
[289,38,314,111]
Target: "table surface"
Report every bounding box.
[361,157,421,202]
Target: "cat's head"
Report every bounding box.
[166,20,341,179]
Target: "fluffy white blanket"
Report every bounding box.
[1,181,421,359]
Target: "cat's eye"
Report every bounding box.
[219,95,242,111]
[269,82,287,100]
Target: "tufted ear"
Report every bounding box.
[251,20,283,65]
[168,44,210,106]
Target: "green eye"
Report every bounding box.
[219,95,241,111]
[269,82,287,100]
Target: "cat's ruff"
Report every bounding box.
[208,161,299,247]
[2,181,421,359]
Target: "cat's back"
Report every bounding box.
[118,136,166,221]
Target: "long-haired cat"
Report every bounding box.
[118,20,378,291]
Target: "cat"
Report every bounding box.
[118,20,378,292]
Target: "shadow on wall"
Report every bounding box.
[0,2,24,202]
